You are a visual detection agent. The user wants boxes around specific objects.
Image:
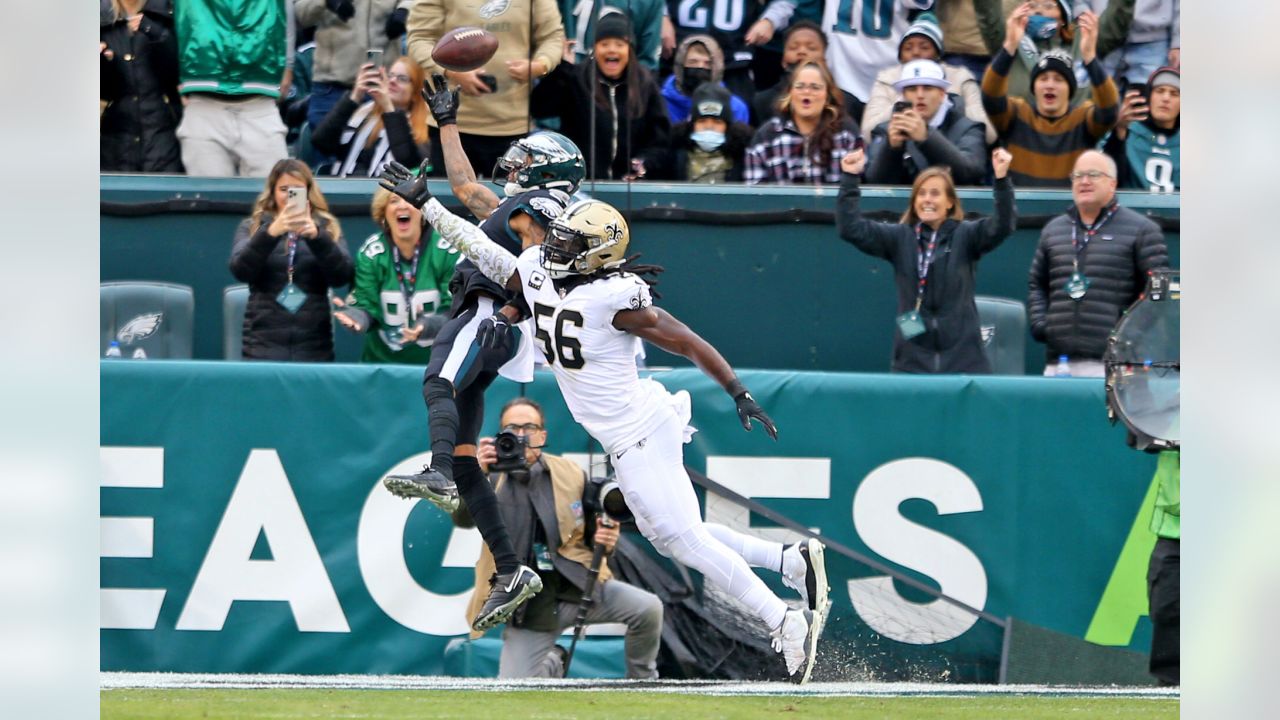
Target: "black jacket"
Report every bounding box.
[310,95,429,177]
[531,61,670,180]
[1028,203,1168,361]
[865,101,988,186]
[652,120,754,182]
[229,215,354,362]
[100,0,183,172]
[837,173,1016,373]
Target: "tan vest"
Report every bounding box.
[465,453,611,638]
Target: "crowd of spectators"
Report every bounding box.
[101,0,1180,189]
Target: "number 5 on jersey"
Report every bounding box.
[533,302,585,369]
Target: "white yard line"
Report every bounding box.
[100,673,1179,699]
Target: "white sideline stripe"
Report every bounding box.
[99,673,1180,699]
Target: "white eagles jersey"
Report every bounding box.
[823,0,934,101]
[515,247,677,454]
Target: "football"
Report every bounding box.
[432,27,499,72]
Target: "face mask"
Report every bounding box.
[1026,14,1060,41]
[690,130,726,152]
[682,67,712,95]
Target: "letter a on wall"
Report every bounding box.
[176,449,349,632]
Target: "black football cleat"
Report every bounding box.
[383,466,460,513]
[472,565,543,632]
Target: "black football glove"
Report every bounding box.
[325,0,356,22]
[378,158,433,209]
[732,387,779,440]
[385,7,409,40]
[476,312,513,350]
[423,73,459,127]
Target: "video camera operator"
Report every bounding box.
[451,397,663,679]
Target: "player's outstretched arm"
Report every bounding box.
[379,161,520,289]
[424,74,501,220]
[614,307,779,439]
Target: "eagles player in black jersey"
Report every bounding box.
[382,75,587,632]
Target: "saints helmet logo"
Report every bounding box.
[117,313,163,345]
[603,222,624,245]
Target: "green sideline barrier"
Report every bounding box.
[101,175,1179,374]
[100,362,1160,679]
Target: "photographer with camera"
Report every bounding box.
[452,397,663,679]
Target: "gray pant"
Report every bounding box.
[498,579,663,679]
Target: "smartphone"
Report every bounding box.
[479,73,498,93]
[286,186,306,214]
[366,48,383,66]
[892,100,912,114]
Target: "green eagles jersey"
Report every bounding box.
[1123,123,1180,192]
[347,230,460,364]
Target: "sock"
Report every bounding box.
[423,376,458,480]
[453,456,519,574]
[782,544,806,579]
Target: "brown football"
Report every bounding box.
[432,27,499,72]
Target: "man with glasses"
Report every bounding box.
[453,397,664,678]
[981,5,1119,186]
[1027,150,1168,376]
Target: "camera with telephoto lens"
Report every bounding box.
[490,431,530,473]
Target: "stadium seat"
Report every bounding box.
[975,295,1027,375]
[222,284,249,361]
[100,281,195,359]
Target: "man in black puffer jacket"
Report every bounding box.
[1028,149,1168,376]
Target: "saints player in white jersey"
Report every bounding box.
[378,170,830,683]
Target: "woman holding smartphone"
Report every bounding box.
[835,146,1016,374]
[312,54,432,178]
[229,159,354,361]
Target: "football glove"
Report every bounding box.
[733,388,779,440]
[423,74,459,127]
[379,158,433,209]
[476,312,513,350]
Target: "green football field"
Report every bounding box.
[101,689,1179,719]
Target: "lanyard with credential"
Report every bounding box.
[284,234,299,284]
[1070,203,1119,273]
[391,242,421,324]
[913,224,940,312]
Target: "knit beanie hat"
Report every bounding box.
[1148,66,1180,90]
[1030,50,1077,98]
[595,10,634,45]
[898,12,943,58]
[690,83,733,124]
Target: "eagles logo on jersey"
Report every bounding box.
[542,200,631,279]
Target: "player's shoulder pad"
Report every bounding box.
[601,272,652,312]
[359,233,387,259]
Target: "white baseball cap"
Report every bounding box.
[893,59,951,92]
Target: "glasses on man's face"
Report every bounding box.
[387,73,412,84]
[1069,169,1113,182]
[502,423,544,434]
[792,82,825,92]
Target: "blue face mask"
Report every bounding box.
[1026,14,1060,41]
[690,130,726,152]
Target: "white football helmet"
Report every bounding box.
[541,200,630,279]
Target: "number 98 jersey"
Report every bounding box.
[515,246,677,454]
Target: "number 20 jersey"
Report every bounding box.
[515,246,678,454]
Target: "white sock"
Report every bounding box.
[705,523,784,574]
[782,543,807,579]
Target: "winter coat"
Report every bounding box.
[310,95,429,177]
[661,75,751,125]
[863,63,996,145]
[1027,202,1168,361]
[837,173,1017,373]
[865,101,988,186]
[293,0,409,86]
[229,214,354,362]
[100,0,183,172]
[530,61,670,180]
[998,0,1134,104]
[653,120,754,182]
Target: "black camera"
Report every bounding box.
[583,476,632,523]
[490,431,530,473]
